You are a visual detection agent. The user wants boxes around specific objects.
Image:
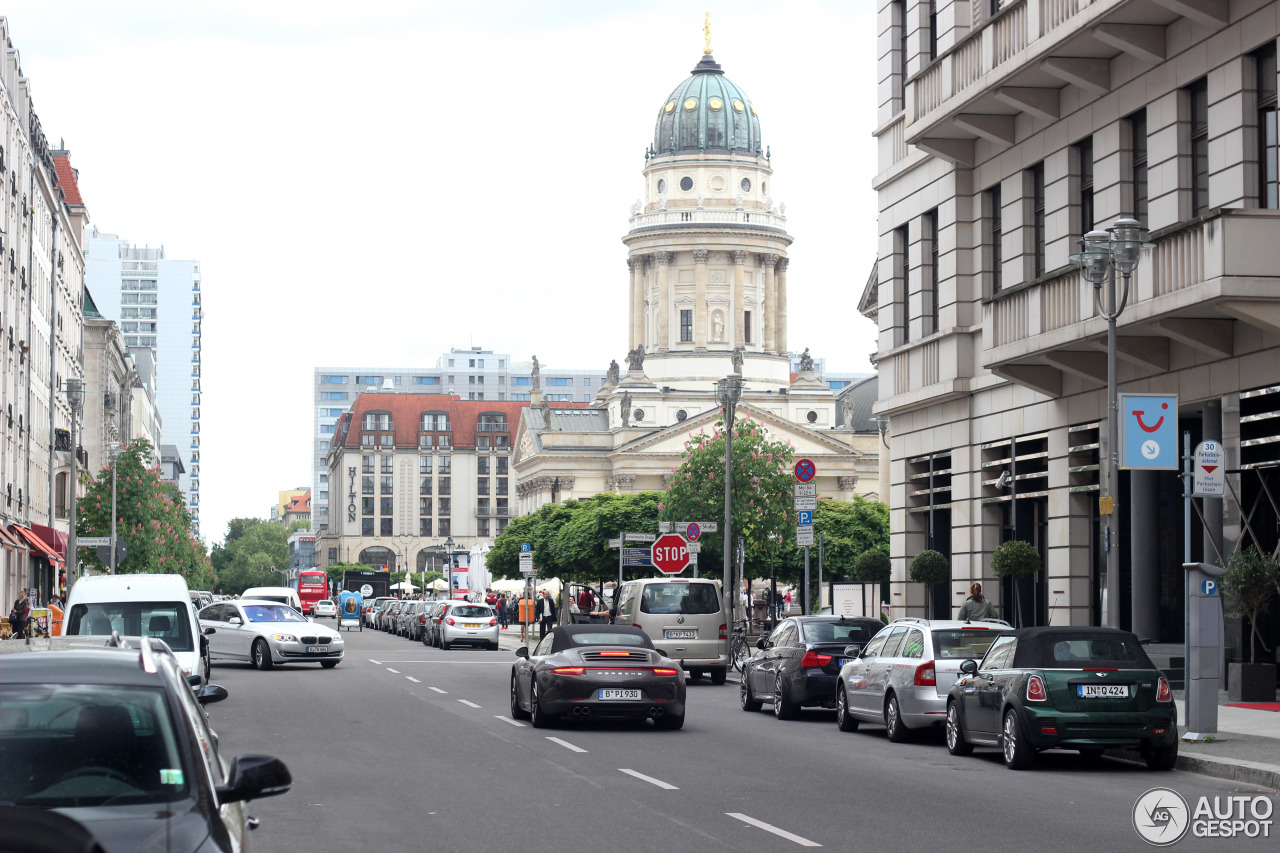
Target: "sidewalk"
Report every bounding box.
[1152,693,1280,789]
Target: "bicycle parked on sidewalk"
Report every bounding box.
[730,620,753,674]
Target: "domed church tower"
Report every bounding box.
[622,42,794,390]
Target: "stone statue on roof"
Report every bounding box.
[731,347,744,375]
[620,391,633,428]
[799,347,814,373]
[531,355,540,390]
[625,344,645,373]
[606,359,620,386]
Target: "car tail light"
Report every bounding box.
[419,615,426,624]
[1040,726,1057,735]
[632,624,644,630]
[489,619,497,627]
[1153,727,1167,735]
[719,624,727,640]
[800,650,833,668]
[913,660,936,686]
[551,667,585,675]
[1026,674,1047,702]
[1156,676,1172,703]
[447,617,456,626]
[652,668,680,676]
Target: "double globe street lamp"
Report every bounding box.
[64,378,85,591]
[715,374,742,631]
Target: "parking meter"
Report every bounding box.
[1182,562,1226,737]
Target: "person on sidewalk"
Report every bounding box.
[958,582,998,621]
[10,591,31,639]
[536,590,557,639]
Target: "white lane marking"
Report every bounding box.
[619,769,678,790]
[458,699,482,709]
[545,736,587,753]
[368,659,382,664]
[726,814,821,848]
[405,676,421,683]
[496,716,526,727]
[429,687,448,694]
[385,668,400,674]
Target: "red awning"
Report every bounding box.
[31,524,68,558]
[0,526,25,550]
[11,526,64,566]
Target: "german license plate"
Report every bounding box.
[665,630,696,639]
[465,623,482,628]
[305,646,324,653]
[599,689,641,700]
[1078,684,1129,698]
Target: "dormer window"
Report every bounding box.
[362,412,391,430]
[421,412,450,432]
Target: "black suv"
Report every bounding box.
[0,634,291,852]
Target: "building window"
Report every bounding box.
[328,548,337,562]
[744,310,752,343]
[422,412,449,431]
[380,455,393,474]
[320,424,335,434]
[356,375,381,385]
[321,375,348,384]
[439,519,451,537]
[478,519,491,537]
[419,435,433,450]
[380,497,393,516]
[926,0,937,61]
[439,456,451,474]
[439,498,451,516]
[362,476,374,495]
[477,436,491,449]
[478,457,490,475]
[381,476,393,495]
[926,209,939,334]
[419,518,432,536]
[415,376,438,385]
[363,412,391,430]
[1076,136,1094,233]
[680,309,693,342]
[362,497,374,516]
[897,224,910,343]
[420,455,432,474]
[1258,44,1278,208]
[439,477,451,495]
[438,436,452,449]
[987,184,1002,295]
[420,477,432,495]
[894,0,907,110]
[496,477,508,496]
[514,376,531,386]
[478,478,490,496]
[362,518,374,536]
[363,457,374,474]
[1189,77,1209,216]
[420,497,432,516]
[1030,162,1046,278]
[1128,110,1148,223]
[497,457,508,475]
[380,518,392,536]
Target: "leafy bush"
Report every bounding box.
[1220,546,1279,664]
[991,540,1041,578]
[853,548,890,583]
[908,550,949,585]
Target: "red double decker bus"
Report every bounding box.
[293,569,329,615]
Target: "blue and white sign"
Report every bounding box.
[1120,393,1178,470]
[797,510,813,526]
[520,543,531,553]
[1201,578,1218,597]
[1193,440,1226,497]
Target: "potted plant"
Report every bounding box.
[1221,546,1279,702]
[909,550,949,619]
[991,539,1041,627]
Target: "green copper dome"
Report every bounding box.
[652,54,762,158]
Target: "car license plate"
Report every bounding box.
[1078,684,1129,698]
[665,630,696,639]
[305,646,324,653]
[599,689,641,700]
[465,623,482,628]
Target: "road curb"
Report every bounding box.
[1108,748,1280,789]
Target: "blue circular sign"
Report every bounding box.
[794,459,816,482]
[685,522,701,542]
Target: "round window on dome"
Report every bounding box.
[709,97,723,110]
[683,98,698,110]
[710,175,726,191]
[741,178,751,193]
[679,176,694,192]
[732,99,745,112]
[657,179,666,194]
[665,100,676,113]
[750,103,757,115]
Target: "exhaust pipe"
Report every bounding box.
[573,706,591,717]
[647,706,665,719]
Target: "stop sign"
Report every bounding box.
[651,534,690,574]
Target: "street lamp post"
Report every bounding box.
[64,378,85,593]
[443,535,455,600]
[108,441,122,574]
[1071,217,1149,629]
[715,374,742,633]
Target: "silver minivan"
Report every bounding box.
[614,578,729,684]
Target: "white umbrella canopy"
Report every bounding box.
[391,581,417,591]
[491,579,525,592]
[429,578,449,590]
[535,577,561,592]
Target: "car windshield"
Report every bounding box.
[932,628,1010,661]
[243,604,307,623]
[569,632,652,647]
[451,606,492,618]
[1040,635,1151,667]
[801,621,880,644]
[65,602,194,653]
[639,583,719,615]
[0,683,188,807]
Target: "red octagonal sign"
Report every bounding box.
[651,533,690,574]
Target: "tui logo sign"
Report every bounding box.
[1120,394,1178,470]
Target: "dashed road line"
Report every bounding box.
[545,736,587,753]
[405,676,421,683]
[385,668,400,674]
[368,659,382,665]
[429,687,447,694]
[619,769,678,790]
[726,814,821,847]
[458,699,481,709]
[496,716,525,727]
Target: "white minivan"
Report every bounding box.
[64,573,206,685]
[614,577,730,684]
[240,586,303,612]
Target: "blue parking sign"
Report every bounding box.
[1120,394,1178,470]
[797,510,813,526]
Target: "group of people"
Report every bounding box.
[6,592,63,639]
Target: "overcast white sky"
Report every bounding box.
[4,0,880,545]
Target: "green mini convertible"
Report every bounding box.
[945,626,1178,770]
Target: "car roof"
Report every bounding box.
[888,618,1012,630]
[0,636,180,687]
[792,615,883,624]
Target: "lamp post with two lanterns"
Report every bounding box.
[715,374,742,631]
[64,378,85,592]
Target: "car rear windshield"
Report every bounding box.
[66,602,194,653]
[802,621,880,645]
[639,583,719,615]
[451,606,492,618]
[569,632,651,647]
[932,628,1009,660]
[1034,634,1154,668]
[0,683,188,807]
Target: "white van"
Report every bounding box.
[240,586,302,612]
[64,573,205,685]
[614,577,730,684]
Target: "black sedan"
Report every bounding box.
[510,625,687,730]
[742,616,885,719]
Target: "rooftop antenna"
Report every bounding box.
[703,11,712,55]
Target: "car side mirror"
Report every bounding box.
[187,674,203,688]
[756,637,767,650]
[198,684,229,705]
[228,617,243,626]
[515,647,529,659]
[203,626,216,635]
[959,659,978,675]
[843,645,862,659]
[215,754,292,803]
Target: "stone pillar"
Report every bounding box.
[693,249,709,349]
[776,256,789,353]
[732,251,747,348]
[759,253,777,352]
[1130,470,1160,640]
[628,257,644,350]
[655,252,673,351]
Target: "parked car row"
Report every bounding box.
[741,616,1178,772]
[369,597,502,650]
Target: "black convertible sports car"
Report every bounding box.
[510,625,687,730]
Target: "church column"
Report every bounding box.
[732,251,747,348]
[776,256,789,353]
[628,257,644,350]
[655,252,674,351]
[759,253,777,352]
[693,249,709,349]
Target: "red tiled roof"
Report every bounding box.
[332,393,586,451]
[789,372,799,384]
[53,155,84,206]
[285,490,312,513]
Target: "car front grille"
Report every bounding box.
[299,636,332,645]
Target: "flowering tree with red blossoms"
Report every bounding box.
[77,438,214,588]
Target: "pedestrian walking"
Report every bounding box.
[518,592,536,643]
[10,590,31,639]
[497,595,509,629]
[536,590,557,639]
[958,582,998,621]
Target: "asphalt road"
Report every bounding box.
[207,624,1278,853]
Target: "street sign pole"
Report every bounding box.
[818,532,824,608]
[803,546,810,616]
[618,531,623,587]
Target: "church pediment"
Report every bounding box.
[610,401,864,460]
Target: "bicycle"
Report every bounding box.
[730,620,753,674]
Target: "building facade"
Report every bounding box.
[85,228,202,535]
[867,1,1280,653]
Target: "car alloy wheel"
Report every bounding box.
[510,675,530,721]
[530,681,553,729]
[252,638,273,671]
[773,674,797,720]
[836,686,859,733]
[1002,709,1034,770]
[885,694,908,742]
[945,702,972,756]
[740,677,762,712]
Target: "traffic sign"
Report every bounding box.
[793,483,817,498]
[625,532,657,543]
[797,510,813,526]
[686,541,701,555]
[1120,393,1178,470]
[793,496,817,512]
[1193,440,1225,497]
[96,539,128,566]
[520,568,538,576]
[622,557,654,567]
[1201,578,1218,596]
[622,548,651,558]
[684,522,701,542]
[520,543,531,553]
[606,538,622,549]
[651,533,691,574]
[794,458,817,482]
[77,536,111,547]
[658,521,672,533]
[698,521,718,532]
[796,527,814,547]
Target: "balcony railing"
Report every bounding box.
[474,505,510,518]
[476,423,508,432]
[628,208,787,230]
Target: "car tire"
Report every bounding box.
[710,668,728,686]
[773,674,798,720]
[836,686,860,733]
[488,642,500,651]
[510,675,531,721]
[1001,709,1035,770]
[945,701,973,756]
[654,710,684,731]
[440,638,451,651]
[529,682,555,729]
[321,660,339,669]
[884,694,909,742]
[252,639,273,671]
[740,678,763,712]
[422,632,430,646]
[1144,742,1178,771]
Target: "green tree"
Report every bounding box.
[488,501,581,580]
[1220,546,1280,663]
[853,548,891,583]
[774,496,891,586]
[211,518,257,578]
[549,492,664,583]
[213,520,290,595]
[77,438,213,588]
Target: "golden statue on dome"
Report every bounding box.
[703,12,712,55]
